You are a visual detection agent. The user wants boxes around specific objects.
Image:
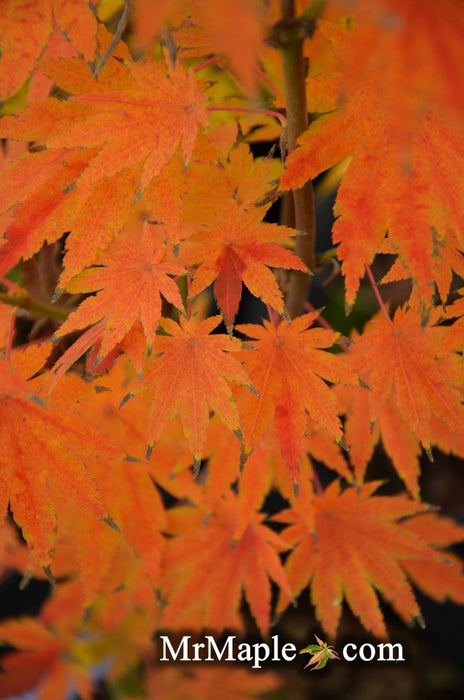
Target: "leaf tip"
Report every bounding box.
[339,435,349,452]
[247,382,260,397]
[193,456,202,478]
[424,445,434,462]
[19,570,33,590]
[239,446,249,473]
[43,565,58,590]
[119,391,133,408]
[358,378,371,390]
[102,514,120,533]
[233,428,243,442]
[51,287,63,303]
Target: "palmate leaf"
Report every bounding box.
[0,0,97,101]
[275,481,457,639]
[0,49,208,279]
[336,307,464,496]
[0,618,91,700]
[329,0,464,129]
[351,307,464,456]
[128,314,253,471]
[236,313,358,481]
[1,52,209,187]
[182,142,282,226]
[138,0,265,92]
[0,348,119,567]
[160,491,293,636]
[52,221,185,372]
[183,201,306,330]
[281,49,464,306]
[300,634,340,671]
[402,513,464,605]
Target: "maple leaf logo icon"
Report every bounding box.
[300,635,340,670]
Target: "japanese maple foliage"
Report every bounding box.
[1,0,464,697]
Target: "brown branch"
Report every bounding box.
[93,0,130,77]
[278,2,316,318]
[0,293,69,322]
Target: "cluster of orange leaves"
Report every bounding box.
[1,0,464,697]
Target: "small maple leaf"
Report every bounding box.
[275,481,446,638]
[130,314,254,472]
[50,222,185,382]
[183,201,307,331]
[300,635,340,670]
[237,313,359,481]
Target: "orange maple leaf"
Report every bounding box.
[281,52,464,305]
[349,307,464,456]
[236,313,358,481]
[275,480,448,639]
[37,54,208,188]
[0,0,97,101]
[0,348,118,567]
[329,0,464,131]
[402,512,464,605]
[335,307,464,497]
[164,0,265,92]
[0,50,208,278]
[183,202,306,329]
[128,314,253,472]
[0,147,94,277]
[53,222,185,368]
[0,618,90,700]
[161,492,293,636]
[182,142,281,226]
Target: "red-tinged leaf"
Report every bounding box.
[276,481,445,639]
[381,225,464,306]
[161,493,292,635]
[53,0,97,61]
[41,57,209,188]
[183,202,307,328]
[183,142,281,225]
[131,0,179,47]
[0,147,93,276]
[330,0,464,129]
[54,222,185,365]
[0,619,61,698]
[281,71,464,305]
[0,0,51,100]
[169,0,265,93]
[402,513,464,605]
[0,586,93,699]
[0,351,118,566]
[58,166,143,286]
[237,314,358,480]
[351,307,464,455]
[140,314,252,465]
